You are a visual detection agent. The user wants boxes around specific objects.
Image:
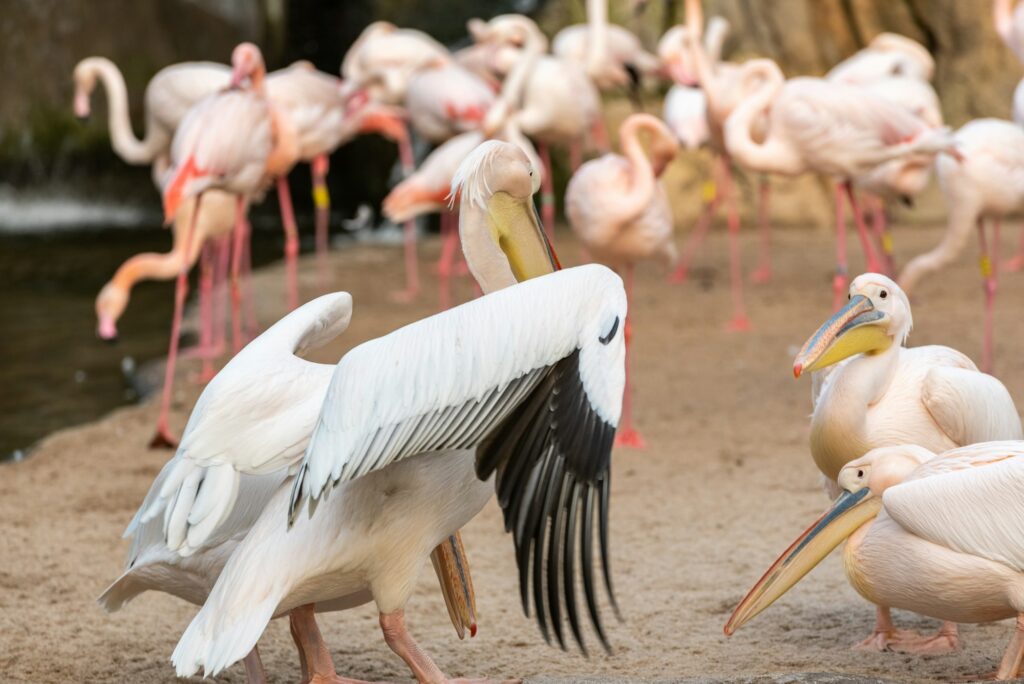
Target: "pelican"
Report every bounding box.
[100,293,480,681]
[726,441,1024,681]
[168,141,627,680]
[792,272,1022,650]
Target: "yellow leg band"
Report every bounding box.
[881,233,894,255]
[701,180,717,204]
[980,255,993,279]
[313,186,330,209]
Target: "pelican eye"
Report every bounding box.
[879,290,888,299]
[599,316,619,345]
[856,469,864,478]
[847,294,851,300]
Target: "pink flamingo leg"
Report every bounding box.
[614,264,646,449]
[276,176,300,311]
[538,143,556,241]
[392,131,421,303]
[212,234,230,357]
[229,196,247,354]
[833,183,849,311]
[977,218,999,374]
[870,196,895,276]
[1003,224,1024,272]
[669,156,720,284]
[437,211,459,311]
[720,159,751,331]
[844,181,882,273]
[750,175,773,284]
[150,194,203,449]
[311,154,331,292]
[195,241,216,384]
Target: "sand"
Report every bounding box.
[2,224,1024,684]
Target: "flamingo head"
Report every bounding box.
[230,42,266,89]
[72,61,97,119]
[95,283,128,342]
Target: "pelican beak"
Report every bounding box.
[793,294,890,378]
[431,533,478,639]
[485,191,560,278]
[724,488,882,635]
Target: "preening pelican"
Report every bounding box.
[169,142,627,681]
[727,441,1024,680]
[792,273,1022,650]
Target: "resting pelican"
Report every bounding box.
[792,272,1022,650]
[100,293,479,680]
[726,441,1024,681]
[169,142,627,680]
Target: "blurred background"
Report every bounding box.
[1,0,1020,460]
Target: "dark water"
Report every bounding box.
[0,223,282,460]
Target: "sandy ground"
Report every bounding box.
[3,222,1024,684]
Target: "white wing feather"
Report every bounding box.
[922,365,1023,445]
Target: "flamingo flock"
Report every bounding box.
[71,1,1024,681]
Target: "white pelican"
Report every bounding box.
[726,441,1024,681]
[100,293,478,679]
[165,141,627,680]
[792,272,1022,650]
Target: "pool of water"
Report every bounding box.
[0,223,282,460]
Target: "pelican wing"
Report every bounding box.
[884,442,1024,572]
[290,264,627,653]
[128,293,353,557]
[921,362,1023,445]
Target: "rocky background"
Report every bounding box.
[1,0,1020,226]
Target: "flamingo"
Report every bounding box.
[474,13,605,239]
[162,143,624,679]
[723,59,958,311]
[340,21,449,105]
[993,0,1024,271]
[565,114,678,448]
[552,0,661,101]
[789,272,1022,651]
[826,32,935,85]
[899,119,1024,373]
[101,293,481,683]
[726,441,1024,681]
[152,42,289,449]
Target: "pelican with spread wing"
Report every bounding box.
[727,441,1024,681]
[170,142,627,681]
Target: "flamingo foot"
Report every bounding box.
[749,265,772,284]
[149,421,178,450]
[667,264,689,284]
[1003,255,1024,273]
[614,427,647,449]
[390,287,420,304]
[725,315,752,332]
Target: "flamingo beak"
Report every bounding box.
[724,488,881,635]
[74,92,91,120]
[97,315,119,343]
[793,295,890,378]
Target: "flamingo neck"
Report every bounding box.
[612,117,659,223]
[585,0,609,77]
[724,62,804,176]
[485,25,544,132]
[86,58,161,164]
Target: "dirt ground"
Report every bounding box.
[3,222,1024,684]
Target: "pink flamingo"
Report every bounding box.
[475,13,605,238]
[900,119,1024,373]
[663,11,771,332]
[724,59,958,311]
[994,0,1024,271]
[565,113,679,448]
[154,43,290,448]
[826,32,935,85]
[340,21,449,104]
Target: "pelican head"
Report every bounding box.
[724,444,933,636]
[451,140,557,293]
[793,273,912,378]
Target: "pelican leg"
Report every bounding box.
[720,158,751,332]
[277,176,301,312]
[995,615,1024,680]
[290,604,370,684]
[890,621,961,655]
[242,645,268,684]
[851,606,928,652]
[750,175,772,284]
[380,609,447,684]
[832,182,849,312]
[311,154,331,291]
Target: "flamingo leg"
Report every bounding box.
[978,217,999,374]
[870,196,895,276]
[277,176,300,311]
[437,212,459,311]
[392,127,421,303]
[614,264,646,449]
[720,159,751,331]
[1004,224,1024,273]
[242,645,268,684]
[844,181,882,273]
[212,234,230,357]
[195,241,216,384]
[669,169,718,284]
[311,154,331,292]
[569,139,583,173]
[230,196,247,354]
[833,183,849,312]
[538,143,556,241]
[241,210,259,339]
[750,175,772,284]
[150,194,202,449]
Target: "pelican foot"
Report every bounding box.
[725,315,752,333]
[749,266,772,284]
[851,628,926,652]
[390,287,420,304]
[614,428,647,449]
[890,630,962,655]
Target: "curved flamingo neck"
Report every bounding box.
[112,251,183,292]
[83,58,160,164]
[614,116,660,222]
[724,60,803,175]
[485,21,544,133]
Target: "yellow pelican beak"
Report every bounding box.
[486,190,560,279]
[724,488,882,635]
[793,294,890,378]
